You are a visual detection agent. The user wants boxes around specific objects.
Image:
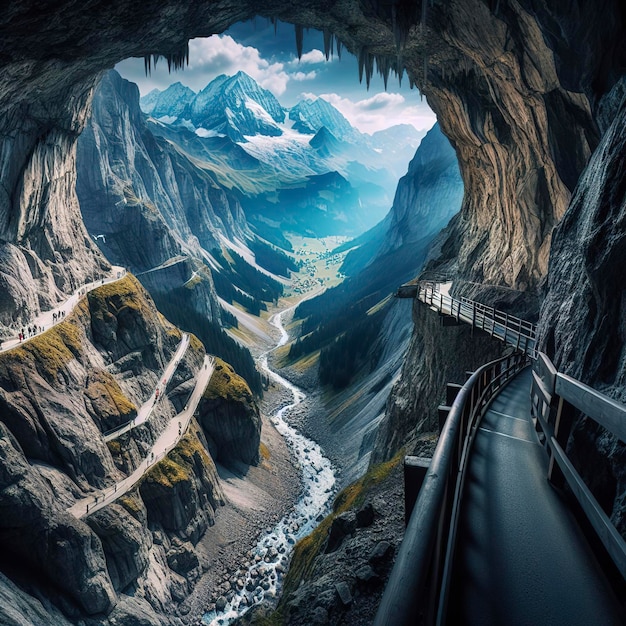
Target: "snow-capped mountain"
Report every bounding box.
[141,81,195,120]
[289,96,359,141]
[140,72,427,237]
[141,71,286,142]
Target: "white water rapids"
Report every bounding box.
[204,307,337,625]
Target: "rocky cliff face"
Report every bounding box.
[0,275,230,624]
[536,78,626,534]
[77,69,256,330]
[197,358,261,467]
[78,71,249,275]
[370,122,462,261]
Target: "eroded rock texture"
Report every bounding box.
[537,79,626,533]
[0,276,224,623]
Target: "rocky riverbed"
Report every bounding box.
[178,381,301,624]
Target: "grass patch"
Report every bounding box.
[106,440,121,455]
[280,451,403,601]
[119,493,143,520]
[86,369,137,422]
[259,442,270,461]
[189,333,204,353]
[88,275,154,323]
[203,357,253,404]
[0,315,85,384]
[143,431,212,489]
[145,456,190,488]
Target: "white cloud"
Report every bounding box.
[115,35,291,96]
[312,92,436,134]
[292,71,317,81]
[188,36,289,96]
[355,92,405,111]
[298,49,326,65]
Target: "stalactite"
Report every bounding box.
[295,24,304,59]
[323,29,333,61]
[336,37,343,60]
[143,42,189,76]
[376,55,392,90]
[358,46,366,84]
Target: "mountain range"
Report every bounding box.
[140,71,425,237]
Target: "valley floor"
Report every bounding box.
[179,381,301,624]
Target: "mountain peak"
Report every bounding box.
[190,72,285,142]
[140,81,195,119]
[289,97,358,141]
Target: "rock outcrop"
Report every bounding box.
[0,274,227,623]
[197,358,261,467]
[140,427,225,542]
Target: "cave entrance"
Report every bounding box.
[113,19,436,248]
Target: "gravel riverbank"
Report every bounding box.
[180,379,302,624]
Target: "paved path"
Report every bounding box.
[447,368,623,625]
[68,355,215,519]
[103,333,190,442]
[0,266,126,353]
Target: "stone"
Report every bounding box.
[356,502,375,528]
[312,606,329,624]
[215,596,227,612]
[325,511,357,553]
[369,541,394,568]
[355,564,379,585]
[335,581,353,606]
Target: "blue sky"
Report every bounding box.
[115,19,435,135]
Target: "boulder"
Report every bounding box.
[325,511,357,553]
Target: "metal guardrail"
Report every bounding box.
[531,351,626,579]
[374,352,529,626]
[398,281,537,358]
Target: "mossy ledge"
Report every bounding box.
[203,357,253,404]
[0,310,84,385]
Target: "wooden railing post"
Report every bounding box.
[548,396,577,488]
[404,456,430,526]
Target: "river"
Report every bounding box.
[204,305,337,625]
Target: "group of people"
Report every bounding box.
[52,310,65,323]
[18,325,43,342]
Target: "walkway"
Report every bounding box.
[0,266,126,352]
[103,333,190,442]
[446,368,623,625]
[68,355,215,519]
[398,281,537,357]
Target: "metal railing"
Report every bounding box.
[374,352,529,625]
[531,351,626,579]
[415,281,537,358]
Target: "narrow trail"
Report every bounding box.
[103,333,190,442]
[205,304,337,626]
[68,355,215,519]
[0,265,126,352]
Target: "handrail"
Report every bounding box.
[374,352,529,626]
[408,281,537,358]
[531,351,626,579]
